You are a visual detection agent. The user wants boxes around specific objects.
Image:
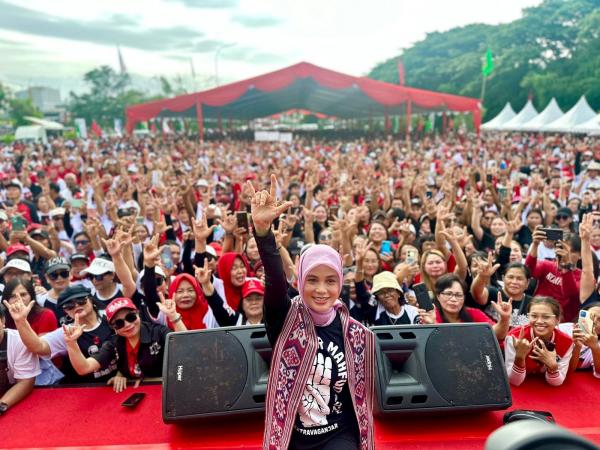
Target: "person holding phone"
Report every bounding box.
[61,296,185,392]
[505,296,574,386]
[251,175,375,450]
[419,274,512,341]
[525,227,582,322]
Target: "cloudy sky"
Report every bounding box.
[0,0,540,96]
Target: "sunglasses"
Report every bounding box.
[111,312,138,330]
[556,215,570,220]
[48,270,70,281]
[75,240,90,246]
[88,273,110,281]
[62,297,88,311]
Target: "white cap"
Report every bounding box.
[0,258,32,275]
[49,207,66,218]
[195,179,209,188]
[0,210,7,221]
[81,258,115,275]
[138,265,166,280]
[205,246,217,258]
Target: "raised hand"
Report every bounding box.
[512,327,538,361]
[62,314,85,343]
[2,298,34,323]
[246,174,292,235]
[579,213,594,242]
[143,234,161,268]
[490,291,513,322]
[221,212,237,234]
[529,339,558,371]
[354,240,373,264]
[192,214,217,243]
[102,237,122,257]
[157,292,180,322]
[417,307,436,324]
[194,259,212,286]
[506,219,523,236]
[480,253,500,278]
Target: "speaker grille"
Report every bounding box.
[165,331,248,417]
[425,326,509,406]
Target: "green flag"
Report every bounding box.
[482,48,494,77]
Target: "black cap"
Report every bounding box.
[57,285,91,308]
[70,253,90,263]
[556,207,572,218]
[44,256,71,274]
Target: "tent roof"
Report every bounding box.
[518,98,563,131]
[498,100,538,130]
[481,102,516,130]
[125,61,480,133]
[572,113,600,134]
[24,116,65,130]
[542,96,597,133]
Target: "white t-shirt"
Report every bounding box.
[42,319,104,358]
[5,329,41,384]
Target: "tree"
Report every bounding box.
[8,98,42,127]
[368,0,600,120]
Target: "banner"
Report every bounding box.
[74,118,87,138]
[254,131,292,143]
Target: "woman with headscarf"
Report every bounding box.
[250,175,375,450]
[165,273,209,330]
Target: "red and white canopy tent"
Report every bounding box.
[125,62,481,138]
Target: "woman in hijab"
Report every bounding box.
[165,273,209,330]
[250,175,375,450]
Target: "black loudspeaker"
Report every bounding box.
[373,323,512,415]
[162,325,271,422]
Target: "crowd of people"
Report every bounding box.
[1,131,599,429]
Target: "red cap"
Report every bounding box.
[7,243,29,257]
[105,297,138,322]
[208,242,222,257]
[242,279,264,298]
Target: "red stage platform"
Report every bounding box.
[2,372,599,450]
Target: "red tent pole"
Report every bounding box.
[196,100,204,141]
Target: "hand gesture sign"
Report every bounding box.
[157,292,179,322]
[143,234,161,268]
[246,174,292,235]
[2,298,34,323]
[192,214,217,243]
[62,314,85,343]
[354,240,373,264]
[529,339,558,370]
[194,259,212,286]
[490,291,513,322]
[480,253,500,278]
[579,213,594,242]
[512,327,538,361]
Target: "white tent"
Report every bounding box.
[24,116,65,131]
[541,96,597,133]
[497,100,538,130]
[481,102,516,130]
[571,114,600,134]
[517,98,563,131]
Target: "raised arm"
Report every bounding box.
[3,300,51,357]
[64,315,102,375]
[578,214,596,303]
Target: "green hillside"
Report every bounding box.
[368,0,600,120]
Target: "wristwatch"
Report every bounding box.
[0,402,8,415]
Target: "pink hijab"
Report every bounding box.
[297,244,343,327]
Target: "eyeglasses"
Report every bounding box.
[111,312,138,330]
[48,270,70,281]
[88,273,110,281]
[440,291,464,300]
[527,313,556,322]
[75,240,90,246]
[62,297,88,311]
[320,234,333,240]
[377,288,398,298]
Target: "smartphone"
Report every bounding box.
[380,240,392,255]
[136,216,144,225]
[426,191,433,199]
[578,310,594,334]
[413,283,434,311]
[11,215,27,232]
[486,174,493,183]
[498,187,508,201]
[121,392,145,408]
[540,228,563,241]
[406,249,418,265]
[160,246,174,270]
[71,199,84,209]
[236,211,249,232]
[291,206,303,216]
[329,205,339,219]
[543,341,556,352]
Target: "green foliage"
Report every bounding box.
[68,66,156,128]
[9,98,42,126]
[369,0,600,120]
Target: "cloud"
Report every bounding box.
[0,1,205,51]
[232,14,283,28]
[164,0,238,8]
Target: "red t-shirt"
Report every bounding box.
[126,340,141,378]
[30,308,58,335]
[435,307,494,325]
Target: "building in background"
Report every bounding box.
[16,86,64,120]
